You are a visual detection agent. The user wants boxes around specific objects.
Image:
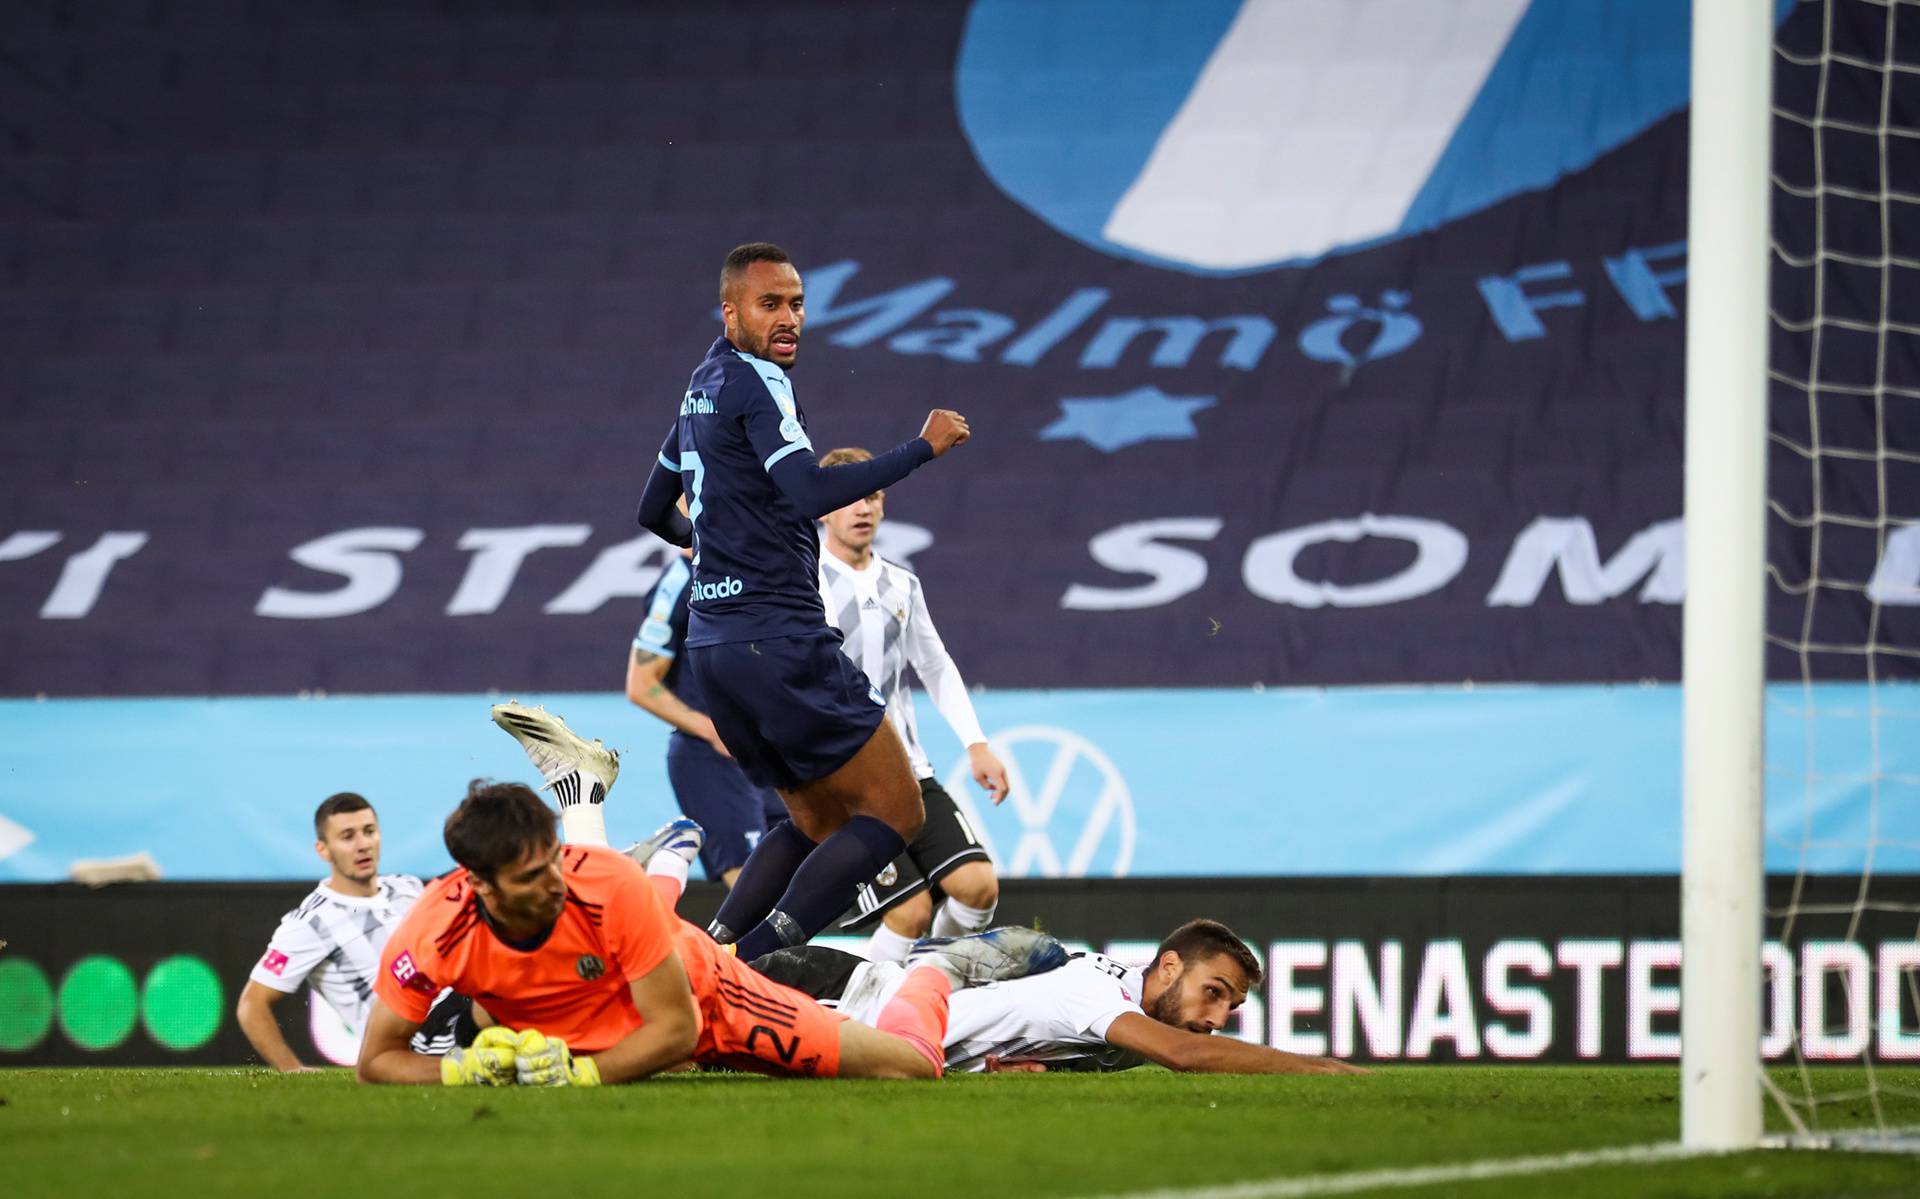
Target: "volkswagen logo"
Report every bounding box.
[943,725,1135,877]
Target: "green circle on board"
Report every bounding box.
[0,958,55,1052]
[141,955,224,1051]
[58,956,139,1051]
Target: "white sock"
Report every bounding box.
[646,849,690,890]
[558,785,608,847]
[931,897,996,938]
[867,922,918,964]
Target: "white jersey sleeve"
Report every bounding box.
[900,574,987,749]
[248,893,335,994]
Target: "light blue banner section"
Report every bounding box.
[0,683,1912,881]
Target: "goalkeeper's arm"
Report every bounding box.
[587,948,701,1084]
[355,998,444,1085]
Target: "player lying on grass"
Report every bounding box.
[356,778,1064,1087]
[753,921,1364,1076]
[484,703,1356,1079]
[237,791,474,1071]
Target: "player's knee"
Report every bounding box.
[874,1053,939,1081]
[886,894,933,938]
[947,868,998,910]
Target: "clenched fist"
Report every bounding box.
[920,409,971,456]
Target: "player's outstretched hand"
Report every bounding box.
[440,1026,521,1086]
[514,1029,602,1088]
[969,743,1010,805]
[920,409,970,456]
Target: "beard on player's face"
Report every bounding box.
[724,264,804,368]
[1144,960,1234,1035]
[476,839,567,930]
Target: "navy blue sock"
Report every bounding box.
[708,820,814,944]
[733,815,906,960]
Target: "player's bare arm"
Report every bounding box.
[354,998,440,1085]
[1103,1013,1365,1075]
[235,980,316,1073]
[625,647,732,758]
[584,950,702,1085]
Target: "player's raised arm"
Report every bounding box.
[1102,1012,1365,1076]
[763,431,946,519]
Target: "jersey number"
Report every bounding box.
[681,450,706,565]
[746,1023,799,1064]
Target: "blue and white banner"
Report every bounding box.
[1,683,1911,882]
[1,2,1913,881]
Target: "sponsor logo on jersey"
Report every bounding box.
[260,949,289,976]
[681,389,716,415]
[576,954,605,981]
[390,950,438,994]
[779,416,804,442]
[690,576,746,602]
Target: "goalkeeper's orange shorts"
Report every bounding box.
[689,942,846,1078]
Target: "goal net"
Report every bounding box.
[1764,0,1920,1147]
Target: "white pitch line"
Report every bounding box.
[1073,1142,1713,1199]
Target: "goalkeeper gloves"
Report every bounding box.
[513,1029,602,1088]
[439,1026,521,1087]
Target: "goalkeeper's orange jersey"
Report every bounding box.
[374,844,697,1053]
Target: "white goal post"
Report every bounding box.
[1681,0,1775,1152]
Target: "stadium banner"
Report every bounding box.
[3,875,1914,1068]
[6,0,1903,710]
[0,683,1912,883]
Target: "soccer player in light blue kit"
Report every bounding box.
[633,242,970,961]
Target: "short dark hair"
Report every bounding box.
[1154,919,1263,988]
[720,241,792,302]
[313,792,373,838]
[443,780,558,882]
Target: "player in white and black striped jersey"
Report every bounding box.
[814,446,1011,964]
[235,793,470,1070]
[754,919,1363,1076]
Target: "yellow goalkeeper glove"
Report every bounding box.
[513,1029,601,1088]
[439,1026,521,1086]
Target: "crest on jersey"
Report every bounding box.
[576,954,605,981]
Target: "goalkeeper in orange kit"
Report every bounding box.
[356,777,1059,1086]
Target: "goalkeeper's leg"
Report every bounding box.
[834,965,951,1080]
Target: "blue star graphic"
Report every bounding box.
[1037,386,1217,453]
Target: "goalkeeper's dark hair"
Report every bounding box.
[443,779,559,882]
[313,791,374,838]
[719,241,792,302]
[1153,919,1263,988]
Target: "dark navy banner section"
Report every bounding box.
[0,0,1911,697]
[6,876,1917,1066]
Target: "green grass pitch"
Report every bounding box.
[3,1067,1917,1198]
